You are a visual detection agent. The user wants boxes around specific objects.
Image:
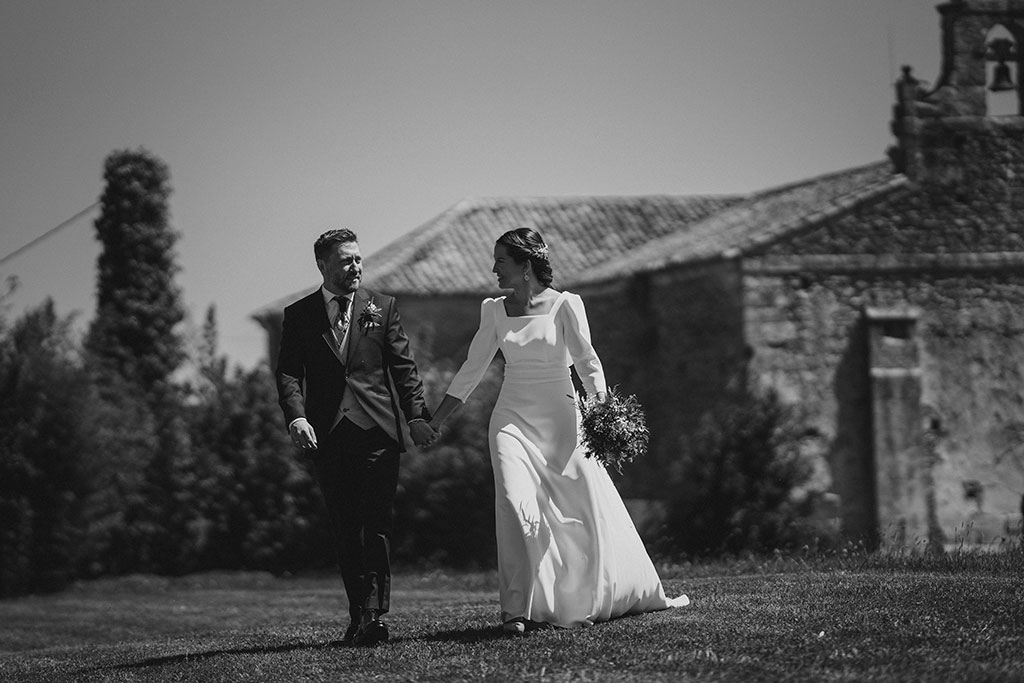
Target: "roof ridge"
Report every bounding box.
[362,197,472,271]
[429,192,745,204]
[745,159,892,201]
[571,160,902,286]
[255,162,899,312]
[360,193,748,291]
[728,173,910,257]
[253,198,476,317]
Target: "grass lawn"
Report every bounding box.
[1,551,1022,682]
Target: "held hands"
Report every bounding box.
[409,419,441,448]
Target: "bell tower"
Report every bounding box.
[890,0,1024,186]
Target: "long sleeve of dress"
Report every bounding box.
[559,293,607,397]
[446,298,500,402]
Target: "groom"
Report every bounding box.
[275,228,436,646]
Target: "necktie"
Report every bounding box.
[333,295,350,343]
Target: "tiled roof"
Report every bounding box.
[253,161,903,319]
[575,161,906,285]
[360,194,743,295]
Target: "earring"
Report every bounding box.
[524,274,530,282]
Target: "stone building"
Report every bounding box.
[255,0,1024,548]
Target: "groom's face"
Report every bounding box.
[317,240,362,295]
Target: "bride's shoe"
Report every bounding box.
[502,617,526,635]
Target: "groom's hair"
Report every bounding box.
[497,227,554,287]
[314,229,359,260]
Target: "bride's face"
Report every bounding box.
[492,243,525,290]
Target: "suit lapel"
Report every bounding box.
[345,289,369,367]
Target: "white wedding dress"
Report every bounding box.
[446,291,689,628]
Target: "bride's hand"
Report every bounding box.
[595,391,608,403]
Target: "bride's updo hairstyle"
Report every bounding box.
[496,227,554,287]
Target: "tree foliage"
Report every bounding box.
[0,300,92,595]
[662,387,819,557]
[0,142,519,592]
[391,363,501,568]
[181,350,329,574]
[86,148,185,391]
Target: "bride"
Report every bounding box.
[429,227,689,632]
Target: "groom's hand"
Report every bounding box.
[289,418,318,450]
[409,419,438,448]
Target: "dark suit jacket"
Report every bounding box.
[275,287,430,451]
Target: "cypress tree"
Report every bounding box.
[86,148,184,391]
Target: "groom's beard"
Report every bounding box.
[334,272,361,294]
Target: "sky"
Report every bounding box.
[1,0,947,369]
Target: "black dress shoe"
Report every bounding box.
[353,618,389,646]
[342,622,360,645]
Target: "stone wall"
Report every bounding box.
[742,266,1024,545]
[383,293,491,371]
[746,20,1024,544]
[742,271,874,539]
[579,263,748,498]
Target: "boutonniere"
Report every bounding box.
[358,300,384,331]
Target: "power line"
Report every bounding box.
[0,201,100,267]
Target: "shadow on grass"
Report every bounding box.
[88,637,349,673]
[89,626,508,673]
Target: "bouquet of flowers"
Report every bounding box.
[577,387,649,473]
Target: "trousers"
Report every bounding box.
[312,417,400,622]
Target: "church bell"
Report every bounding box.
[987,37,1017,92]
[989,61,1016,92]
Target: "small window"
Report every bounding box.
[881,319,914,341]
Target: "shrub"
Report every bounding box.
[0,301,93,596]
[393,363,501,568]
[75,378,160,577]
[660,387,821,557]
[184,361,328,574]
